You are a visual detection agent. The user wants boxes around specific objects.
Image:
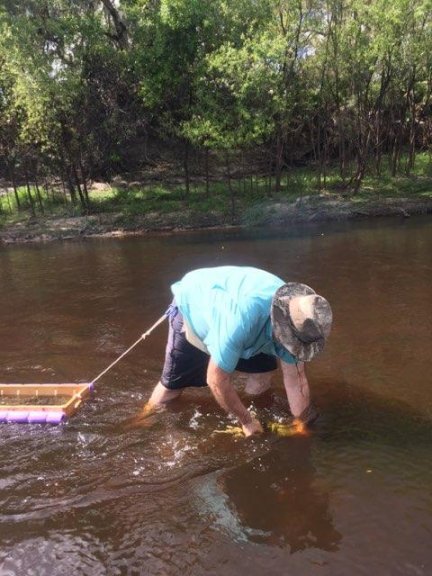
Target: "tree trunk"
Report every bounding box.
[241,151,247,195]
[8,162,21,210]
[100,0,129,49]
[34,173,45,214]
[205,148,210,197]
[183,141,190,198]
[25,173,36,217]
[58,163,70,203]
[225,150,235,222]
[406,78,417,174]
[274,133,284,193]
[59,150,77,203]
[72,162,87,209]
[79,158,90,205]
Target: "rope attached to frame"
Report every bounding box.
[89,313,168,386]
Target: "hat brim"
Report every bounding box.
[271,283,325,362]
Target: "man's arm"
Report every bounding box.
[207,359,263,437]
[281,360,313,419]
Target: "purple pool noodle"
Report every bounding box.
[27,410,65,424]
[0,410,66,424]
[45,411,66,425]
[28,411,46,424]
[7,411,31,423]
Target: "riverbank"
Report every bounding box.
[1,193,431,244]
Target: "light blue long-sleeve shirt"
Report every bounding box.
[171,266,296,373]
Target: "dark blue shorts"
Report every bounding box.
[160,305,277,390]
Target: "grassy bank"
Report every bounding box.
[1,155,432,243]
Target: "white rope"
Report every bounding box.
[89,313,167,386]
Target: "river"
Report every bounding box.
[0,216,431,575]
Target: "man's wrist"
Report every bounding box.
[239,410,253,426]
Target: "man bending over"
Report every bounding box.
[146,266,332,437]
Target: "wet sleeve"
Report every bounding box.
[274,343,297,365]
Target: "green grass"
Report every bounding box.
[1,152,431,229]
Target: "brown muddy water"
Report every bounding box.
[0,216,431,576]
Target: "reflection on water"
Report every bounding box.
[314,378,432,448]
[194,377,432,556]
[0,216,431,575]
[196,436,342,552]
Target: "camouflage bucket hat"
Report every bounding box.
[271,283,333,362]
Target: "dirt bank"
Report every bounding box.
[0,195,431,244]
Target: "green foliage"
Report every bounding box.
[0,0,431,206]
[1,153,430,231]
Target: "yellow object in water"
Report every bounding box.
[213,419,307,438]
[266,419,306,437]
[212,425,244,438]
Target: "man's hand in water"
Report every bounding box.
[212,416,263,438]
[266,404,319,437]
[241,416,264,437]
[298,402,319,425]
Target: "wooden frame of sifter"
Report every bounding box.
[0,383,93,424]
